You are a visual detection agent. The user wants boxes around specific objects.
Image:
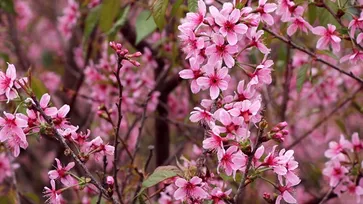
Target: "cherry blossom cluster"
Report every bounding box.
[323,133,363,202]
[158,0,301,203]
[58,0,80,40]
[0,63,117,202]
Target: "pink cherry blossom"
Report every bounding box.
[0,112,28,146]
[202,132,224,154]
[211,7,248,45]
[173,176,208,201]
[234,80,256,102]
[179,58,203,93]
[38,94,58,117]
[276,182,298,204]
[323,160,348,187]
[246,27,270,54]
[287,17,312,36]
[43,180,63,204]
[0,63,18,102]
[0,153,12,183]
[184,0,206,30]
[217,146,246,177]
[205,34,238,68]
[256,0,277,25]
[189,107,213,123]
[196,66,230,100]
[213,109,247,140]
[48,158,75,186]
[324,135,352,159]
[229,100,261,124]
[312,24,341,52]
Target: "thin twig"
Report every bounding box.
[234,126,265,203]
[287,86,362,149]
[263,27,363,84]
[28,94,119,204]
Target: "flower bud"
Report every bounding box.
[106,176,114,186]
[277,121,288,129]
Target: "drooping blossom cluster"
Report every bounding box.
[323,133,363,203]
[157,1,301,203]
[58,0,80,40]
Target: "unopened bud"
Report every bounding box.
[281,129,289,135]
[277,121,288,129]
[106,176,114,186]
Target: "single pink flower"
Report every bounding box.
[217,146,246,177]
[0,153,12,183]
[312,24,341,52]
[197,67,230,100]
[287,17,312,36]
[256,0,277,25]
[211,7,248,45]
[229,100,261,124]
[322,160,348,187]
[213,109,247,140]
[179,58,203,93]
[0,112,27,145]
[43,180,63,204]
[246,27,270,54]
[184,0,206,29]
[173,176,208,201]
[276,182,298,204]
[38,94,58,117]
[202,133,224,154]
[48,158,75,186]
[190,107,213,123]
[205,34,238,68]
[0,63,18,102]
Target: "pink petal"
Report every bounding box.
[312,26,326,35]
[210,85,220,99]
[283,191,297,203]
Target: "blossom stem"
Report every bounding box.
[234,126,264,203]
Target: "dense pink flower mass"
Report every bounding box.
[1,0,363,203]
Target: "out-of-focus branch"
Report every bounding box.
[280,40,292,121]
[6,14,30,71]
[287,86,362,149]
[263,27,363,84]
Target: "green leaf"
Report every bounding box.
[84,5,101,41]
[135,11,157,44]
[296,65,308,93]
[171,0,183,17]
[0,0,15,14]
[151,0,169,30]
[187,0,198,12]
[136,165,182,198]
[99,0,121,32]
[32,77,48,98]
[142,165,181,188]
[107,5,130,36]
[308,4,316,25]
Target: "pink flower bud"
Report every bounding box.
[271,127,280,132]
[277,121,288,129]
[281,129,289,135]
[106,176,114,185]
